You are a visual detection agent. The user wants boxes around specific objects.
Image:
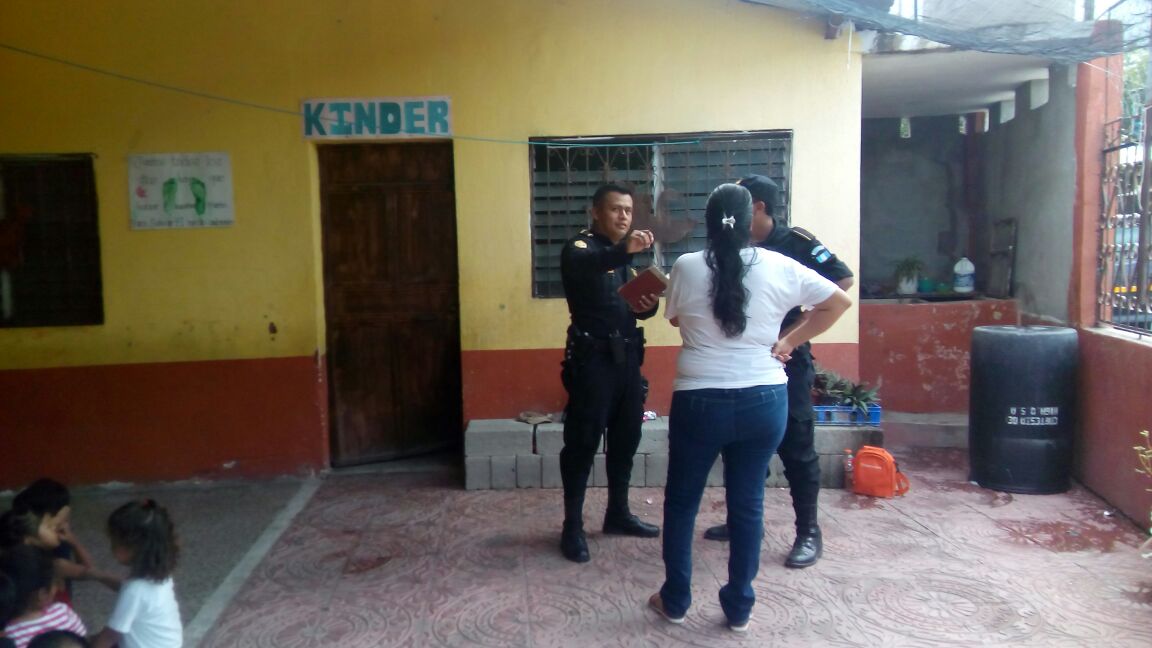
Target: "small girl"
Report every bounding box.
[92,500,182,648]
[0,546,87,648]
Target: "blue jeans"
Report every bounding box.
[659,384,787,623]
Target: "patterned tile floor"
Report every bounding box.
[198,449,1151,647]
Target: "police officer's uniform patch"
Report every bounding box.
[811,244,832,264]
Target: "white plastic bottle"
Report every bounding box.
[953,257,975,293]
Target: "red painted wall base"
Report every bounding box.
[4,341,863,488]
[1076,329,1152,527]
[461,342,858,423]
[860,299,1020,412]
[0,356,329,488]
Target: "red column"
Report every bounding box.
[1070,49,1122,327]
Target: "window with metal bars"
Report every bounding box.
[0,155,104,327]
[1099,110,1152,335]
[530,131,792,298]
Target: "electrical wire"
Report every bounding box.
[0,41,702,149]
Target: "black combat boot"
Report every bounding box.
[603,488,659,538]
[560,520,590,563]
[703,523,730,541]
[784,523,822,568]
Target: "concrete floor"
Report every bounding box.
[8,448,1152,647]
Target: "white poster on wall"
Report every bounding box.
[129,152,234,229]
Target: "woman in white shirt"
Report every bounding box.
[649,183,851,632]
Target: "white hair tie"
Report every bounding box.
[721,215,736,229]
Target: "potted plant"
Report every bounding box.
[839,382,880,418]
[812,367,851,406]
[812,367,881,425]
[894,256,924,295]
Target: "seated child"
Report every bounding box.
[4,479,120,601]
[0,546,86,648]
[91,500,182,648]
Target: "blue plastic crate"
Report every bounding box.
[812,403,881,426]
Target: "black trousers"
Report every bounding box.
[766,343,820,529]
[559,343,644,521]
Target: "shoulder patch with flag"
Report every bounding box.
[811,244,832,263]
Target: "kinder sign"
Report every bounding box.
[302,96,451,139]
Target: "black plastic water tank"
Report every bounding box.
[969,325,1078,494]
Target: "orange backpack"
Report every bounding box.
[852,445,910,498]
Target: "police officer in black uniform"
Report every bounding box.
[558,183,661,563]
[703,175,854,569]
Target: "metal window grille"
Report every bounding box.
[1099,102,1152,335]
[0,155,104,327]
[530,131,792,298]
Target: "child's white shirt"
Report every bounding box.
[107,577,182,648]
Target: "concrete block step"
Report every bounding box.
[463,419,887,490]
[881,412,969,448]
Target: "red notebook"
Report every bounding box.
[618,266,669,310]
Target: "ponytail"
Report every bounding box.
[704,184,753,337]
[108,499,179,581]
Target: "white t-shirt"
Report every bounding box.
[107,578,183,648]
[665,247,838,391]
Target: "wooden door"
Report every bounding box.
[319,143,461,466]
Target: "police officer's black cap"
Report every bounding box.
[736,175,779,210]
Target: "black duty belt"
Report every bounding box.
[566,326,645,366]
[574,334,642,351]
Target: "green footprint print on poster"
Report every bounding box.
[162,178,207,216]
[129,152,234,229]
[162,178,178,215]
[190,178,207,215]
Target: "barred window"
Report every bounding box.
[0,155,103,327]
[1100,111,1151,334]
[530,131,793,298]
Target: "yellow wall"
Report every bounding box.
[0,0,861,370]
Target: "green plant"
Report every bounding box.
[839,382,880,416]
[1136,430,1152,558]
[811,367,850,405]
[893,256,924,281]
[812,366,880,415]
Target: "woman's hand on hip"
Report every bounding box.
[771,340,794,363]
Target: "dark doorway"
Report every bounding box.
[319,143,461,467]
